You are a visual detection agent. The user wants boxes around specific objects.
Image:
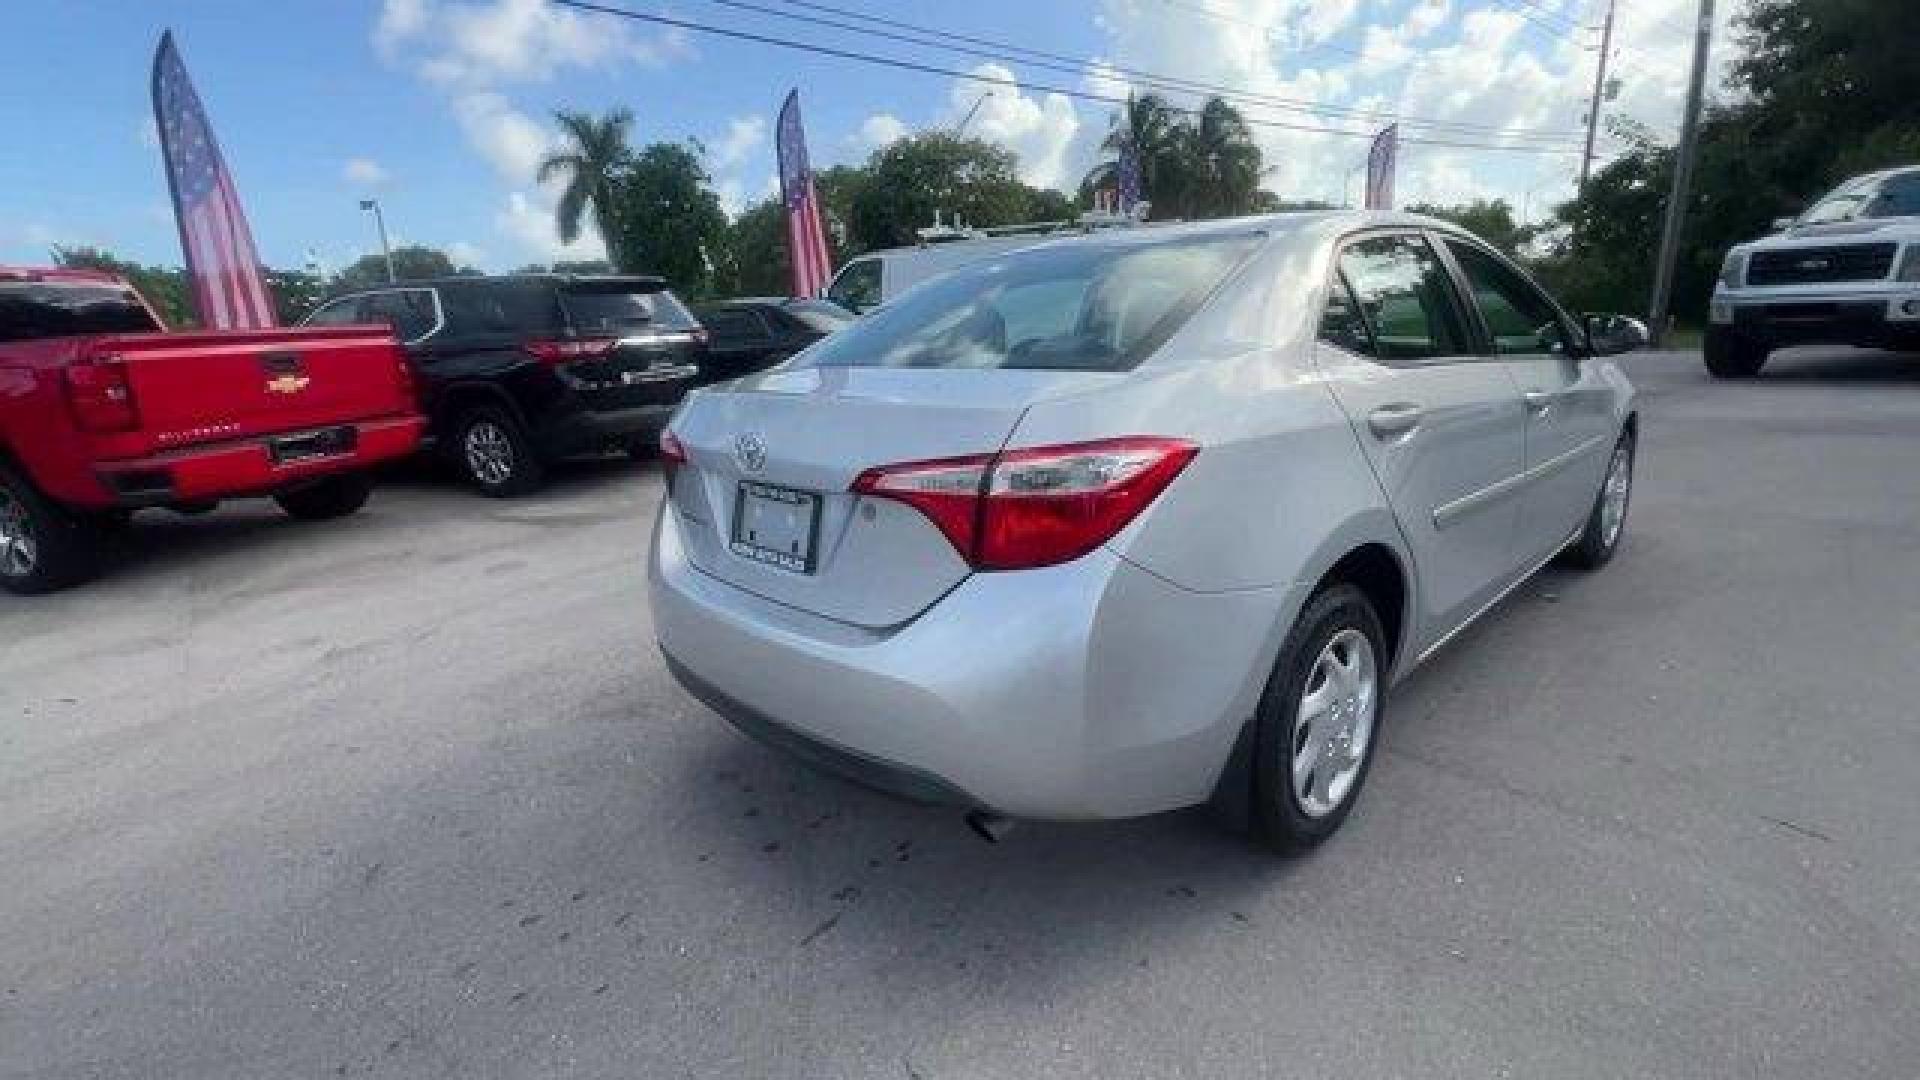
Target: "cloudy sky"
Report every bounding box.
[1,0,1743,274]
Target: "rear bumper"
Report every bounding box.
[648,501,1298,820]
[1711,290,1920,350]
[89,415,425,508]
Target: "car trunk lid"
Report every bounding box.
[666,366,1117,628]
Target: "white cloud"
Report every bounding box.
[343,157,390,187]
[852,113,910,154]
[375,0,692,86]
[496,190,606,262]
[1406,0,1450,39]
[710,115,767,172]
[451,91,555,185]
[945,65,1086,191]
[446,240,488,268]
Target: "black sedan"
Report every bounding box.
[693,297,855,383]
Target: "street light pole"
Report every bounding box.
[1647,0,1714,346]
[953,91,993,137]
[1578,0,1620,195]
[359,199,396,283]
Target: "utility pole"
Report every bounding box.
[1578,0,1619,194]
[359,199,396,283]
[1647,0,1714,346]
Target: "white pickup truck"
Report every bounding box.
[1707,166,1920,377]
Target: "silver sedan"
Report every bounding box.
[650,212,1643,851]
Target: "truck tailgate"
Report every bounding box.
[101,326,413,453]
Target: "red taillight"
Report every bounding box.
[659,428,688,487]
[525,337,618,365]
[64,357,139,433]
[852,437,1198,571]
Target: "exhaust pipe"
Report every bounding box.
[964,810,1015,843]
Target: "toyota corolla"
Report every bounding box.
[649,212,1645,850]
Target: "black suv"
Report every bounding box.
[304,275,706,495]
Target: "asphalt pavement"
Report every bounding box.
[4,348,1919,1079]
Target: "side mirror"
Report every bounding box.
[1584,313,1651,356]
[1770,216,1797,233]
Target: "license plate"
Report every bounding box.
[269,426,356,464]
[730,482,819,574]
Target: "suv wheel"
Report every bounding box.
[0,465,97,595]
[274,474,373,520]
[1251,582,1387,852]
[455,406,543,497]
[1704,327,1767,378]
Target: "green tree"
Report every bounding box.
[1406,199,1529,255]
[721,197,792,297]
[266,268,328,324]
[850,133,1035,249]
[538,108,636,266]
[1082,95,1265,220]
[331,245,475,293]
[608,142,729,296]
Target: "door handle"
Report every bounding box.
[1523,390,1556,413]
[1367,402,1424,439]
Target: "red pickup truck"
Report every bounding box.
[0,267,426,593]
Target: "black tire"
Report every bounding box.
[1251,582,1389,853]
[0,463,99,595]
[1564,431,1636,571]
[273,473,372,521]
[1704,328,1768,378]
[452,405,543,497]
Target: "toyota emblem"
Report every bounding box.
[733,431,768,473]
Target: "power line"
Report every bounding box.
[742,0,1584,143]
[550,0,1592,154]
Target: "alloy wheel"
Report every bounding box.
[0,488,38,579]
[464,421,515,487]
[1290,627,1378,818]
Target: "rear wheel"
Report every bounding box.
[1704,328,1768,378]
[454,406,543,497]
[0,465,98,595]
[1251,582,1387,853]
[273,474,372,520]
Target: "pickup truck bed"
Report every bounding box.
[0,268,425,593]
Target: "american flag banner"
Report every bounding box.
[151,31,277,329]
[776,89,834,299]
[1117,141,1144,216]
[1365,123,1399,212]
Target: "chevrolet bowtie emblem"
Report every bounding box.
[266,373,311,395]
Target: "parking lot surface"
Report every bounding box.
[4,348,1919,1079]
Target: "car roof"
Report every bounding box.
[394,273,671,291]
[0,266,127,285]
[914,210,1476,256]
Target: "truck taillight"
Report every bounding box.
[525,337,618,365]
[852,437,1199,571]
[64,357,139,433]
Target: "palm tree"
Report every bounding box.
[538,109,635,264]
[1081,94,1186,217]
[1184,98,1263,218]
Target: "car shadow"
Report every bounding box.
[1755,346,1920,383]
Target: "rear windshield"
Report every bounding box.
[563,285,699,334]
[795,233,1259,372]
[0,282,161,342]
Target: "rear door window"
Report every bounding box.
[439,282,562,336]
[0,282,161,341]
[826,258,882,312]
[1866,172,1920,219]
[360,289,441,342]
[302,296,365,327]
[1335,234,1473,362]
[798,233,1259,373]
